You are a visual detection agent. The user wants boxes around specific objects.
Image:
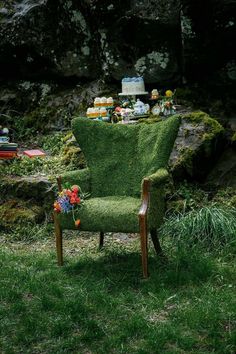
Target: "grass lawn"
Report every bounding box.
[0,226,235,354]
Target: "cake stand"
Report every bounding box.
[118,92,149,101]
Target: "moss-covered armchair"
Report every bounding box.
[54,116,180,278]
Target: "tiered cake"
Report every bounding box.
[119,77,148,95]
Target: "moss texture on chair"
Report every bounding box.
[54,115,181,277]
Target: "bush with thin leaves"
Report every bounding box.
[160,205,236,251]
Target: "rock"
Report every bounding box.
[0,0,101,80]
[0,79,116,134]
[92,0,181,83]
[0,175,54,208]
[0,0,181,84]
[1,0,235,86]
[169,111,225,181]
[61,132,86,168]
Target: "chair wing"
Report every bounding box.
[138,115,181,179]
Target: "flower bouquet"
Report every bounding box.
[54,184,86,228]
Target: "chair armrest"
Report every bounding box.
[56,168,91,193]
[139,179,149,218]
[138,168,169,218]
[143,168,169,187]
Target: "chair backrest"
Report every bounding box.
[72,116,180,197]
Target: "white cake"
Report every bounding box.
[120,77,147,95]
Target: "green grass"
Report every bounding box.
[160,205,236,251]
[0,225,235,354]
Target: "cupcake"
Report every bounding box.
[94,97,101,107]
[94,108,100,117]
[107,97,114,107]
[86,108,93,118]
[100,107,107,117]
[100,97,107,107]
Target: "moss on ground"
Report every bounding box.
[0,200,44,227]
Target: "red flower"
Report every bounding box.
[71,185,79,193]
[70,197,76,204]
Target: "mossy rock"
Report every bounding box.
[0,200,44,228]
[169,111,225,181]
[0,175,54,208]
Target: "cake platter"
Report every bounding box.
[118,92,148,96]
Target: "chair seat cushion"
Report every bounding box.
[58,196,141,232]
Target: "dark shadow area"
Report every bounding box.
[63,249,214,292]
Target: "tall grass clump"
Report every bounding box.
[160,205,236,253]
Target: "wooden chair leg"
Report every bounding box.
[140,216,149,278]
[54,212,63,266]
[150,229,163,255]
[99,232,104,249]
[150,229,167,263]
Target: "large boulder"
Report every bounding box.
[0,175,54,208]
[90,0,182,84]
[0,0,182,84]
[0,79,116,134]
[169,111,225,181]
[0,0,100,80]
[1,0,236,87]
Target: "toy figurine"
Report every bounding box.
[151,89,159,99]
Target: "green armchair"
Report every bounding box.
[54,116,180,277]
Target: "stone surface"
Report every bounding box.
[91,0,182,83]
[1,0,236,85]
[0,175,54,207]
[0,0,101,80]
[0,79,116,133]
[169,111,225,180]
[0,0,180,84]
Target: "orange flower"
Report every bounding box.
[66,190,72,197]
[53,202,61,212]
[75,219,81,228]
